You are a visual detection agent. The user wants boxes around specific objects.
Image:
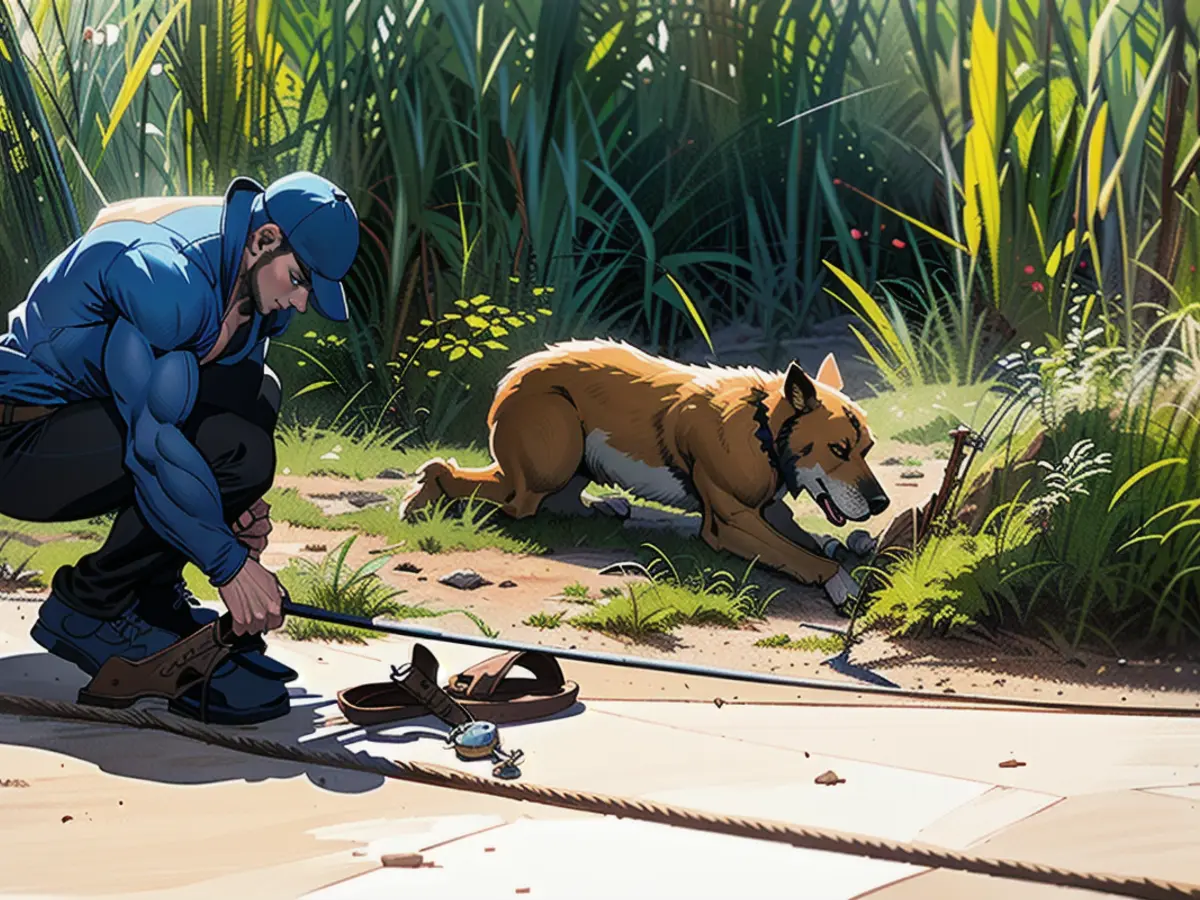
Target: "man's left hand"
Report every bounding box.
[233,497,272,560]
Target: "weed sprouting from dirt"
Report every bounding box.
[278,536,496,643]
[754,633,846,653]
[567,544,782,639]
[642,543,783,621]
[570,584,679,640]
[524,611,566,629]
[562,581,591,599]
[418,536,444,554]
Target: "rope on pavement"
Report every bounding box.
[1,690,1198,900]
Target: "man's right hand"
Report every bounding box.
[218,556,285,635]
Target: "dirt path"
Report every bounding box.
[258,476,1200,712]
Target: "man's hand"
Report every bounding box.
[233,498,272,561]
[218,556,285,635]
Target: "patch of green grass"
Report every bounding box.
[562,581,590,599]
[569,584,680,640]
[524,611,565,629]
[278,535,497,643]
[753,632,846,653]
[265,488,537,555]
[275,423,491,480]
[568,544,783,640]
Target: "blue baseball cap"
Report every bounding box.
[262,171,359,321]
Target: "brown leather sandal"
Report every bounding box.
[337,643,579,727]
[76,613,269,724]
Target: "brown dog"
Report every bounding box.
[399,339,890,609]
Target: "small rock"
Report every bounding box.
[418,576,428,582]
[352,849,368,857]
[439,569,492,590]
[815,770,845,786]
[381,852,424,868]
[320,451,340,460]
[0,778,29,788]
[516,890,531,896]
[303,543,327,553]
[880,457,904,466]
[499,579,517,588]
[61,815,73,823]
[377,467,408,479]
[394,561,422,574]
[998,759,1026,768]
[900,470,925,479]
[713,698,725,708]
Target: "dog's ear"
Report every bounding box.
[784,362,819,413]
[816,353,844,391]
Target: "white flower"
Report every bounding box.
[104,23,120,44]
[150,62,163,76]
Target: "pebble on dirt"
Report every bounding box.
[303,543,327,552]
[815,770,845,785]
[440,569,493,590]
[376,467,408,479]
[394,561,422,573]
[998,759,1027,768]
[499,579,517,588]
[0,778,29,788]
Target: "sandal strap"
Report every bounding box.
[389,643,473,727]
[79,614,255,708]
[446,650,566,700]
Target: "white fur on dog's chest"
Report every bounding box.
[583,430,700,512]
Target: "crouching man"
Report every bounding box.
[0,171,359,725]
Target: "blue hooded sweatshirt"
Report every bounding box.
[0,178,295,587]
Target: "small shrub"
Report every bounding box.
[418,535,444,554]
[562,581,591,599]
[524,611,565,630]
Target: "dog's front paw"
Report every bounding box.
[823,567,862,617]
[846,529,878,557]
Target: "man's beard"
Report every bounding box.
[242,254,272,316]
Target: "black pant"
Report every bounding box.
[0,361,279,619]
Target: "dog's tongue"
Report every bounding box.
[820,495,847,526]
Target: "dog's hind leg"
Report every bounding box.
[400,391,584,520]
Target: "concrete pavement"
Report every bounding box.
[1,598,1198,899]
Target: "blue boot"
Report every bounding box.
[32,594,291,726]
[138,582,299,684]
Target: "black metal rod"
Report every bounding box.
[279,600,1196,715]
